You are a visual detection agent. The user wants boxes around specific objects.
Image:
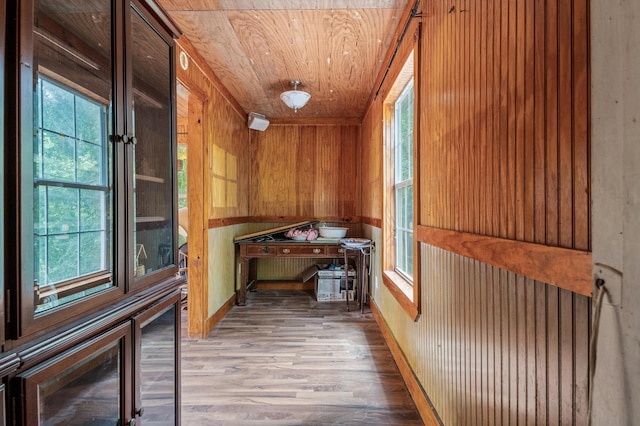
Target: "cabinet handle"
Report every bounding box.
[262,246,270,253]
[110,134,137,145]
[282,248,291,254]
[126,419,136,426]
[313,248,321,254]
[338,248,345,253]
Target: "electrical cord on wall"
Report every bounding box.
[588,278,607,425]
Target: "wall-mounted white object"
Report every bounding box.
[247,112,269,131]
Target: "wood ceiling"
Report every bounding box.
[157,0,411,120]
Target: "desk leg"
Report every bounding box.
[343,249,350,312]
[359,251,366,313]
[237,257,249,306]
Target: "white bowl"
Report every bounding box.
[318,227,348,238]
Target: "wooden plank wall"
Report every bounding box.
[176,37,250,337]
[361,105,382,223]
[249,124,361,220]
[361,0,591,423]
[420,0,590,251]
[416,244,590,425]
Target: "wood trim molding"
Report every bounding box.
[382,271,419,321]
[202,294,236,338]
[371,299,442,426]
[361,216,382,228]
[268,117,361,126]
[416,225,593,297]
[176,36,246,118]
[363,0,420,115]
[208,216,362,229]
[208,217,251,228]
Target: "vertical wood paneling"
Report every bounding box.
[361,0,590,424]
[572,0,590,251]
[415,0,589,251]
[250,124,359,219]
[558,0,573,249]
[360,105,382,220]
[545,0,559,247]
[402,244,592,426]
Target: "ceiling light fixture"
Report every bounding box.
[280,80,311,112]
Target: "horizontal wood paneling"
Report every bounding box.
[417,225,592,296]
[419,0,590,252]
[249,124,360,218]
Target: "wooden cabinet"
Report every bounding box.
[2,0,182,424]
[9,0,179,336]
[14,292,181,425]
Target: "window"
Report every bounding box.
[33,76,112,312]
[394,79,414,280]
[382,47,419,320]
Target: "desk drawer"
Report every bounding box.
[277,245,325,256]
[243,245,276,257]
[325,245,347,257]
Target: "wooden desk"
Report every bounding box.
[235,241,358,305]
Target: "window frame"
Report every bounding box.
[381,21,420,320]
[393,79,414,281]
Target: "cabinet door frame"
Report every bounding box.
[8,0,180,339]
[15,322,133,426]
[10,0,127,338]
[125,0,179,293]
[0,0,6,346]
[132,291,181,425]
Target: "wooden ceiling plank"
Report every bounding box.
[160,0,410,118]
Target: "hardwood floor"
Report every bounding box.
[181,290,423,425]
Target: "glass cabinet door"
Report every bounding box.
[17,323,132,426]
[21,0,116,330]
[133,294,180,425]
[130,3,176,282]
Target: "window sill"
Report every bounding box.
[382,270,419,321]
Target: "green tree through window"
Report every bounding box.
[34,77,110,305]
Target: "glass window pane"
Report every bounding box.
[407,184,414,229]
[76,97,103,143]
[42,131,75,182]
[46,187,79,234]
[77,141,103,185]
[80,232,104,275]
[47,234,78,284]
[80,189,105,232]
[41,80,75,137]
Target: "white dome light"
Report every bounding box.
[280,80,311,112]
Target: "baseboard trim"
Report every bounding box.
[204,294,236,335]
[255,281,315,291]
[371,299,442,426]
